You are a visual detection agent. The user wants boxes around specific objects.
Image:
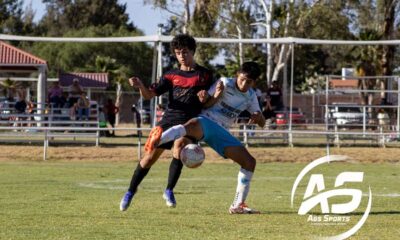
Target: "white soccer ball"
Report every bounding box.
[180,144,205,168]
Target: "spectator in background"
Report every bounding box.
[105,98,119,136]
[76,92,90,121]
[156,104,165,123]
[68,78,83,107]
[69,103,77,121]
[14,93,27,114]
[14,90,32,128]
[131,104,142,137]
[262,95,276,128]
[48,81,63,108]
[60,92,69,108]
[253,86,264,109]
[377,108,390,128]
[267,81,283,111]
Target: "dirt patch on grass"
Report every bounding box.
[1,145,400,163]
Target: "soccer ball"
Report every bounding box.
[180,144,205,168]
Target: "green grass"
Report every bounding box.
[0,161,399,239]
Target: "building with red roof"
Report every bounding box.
[0,40,47,110]
[0,41,109,105]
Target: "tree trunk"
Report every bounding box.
[271,0,293,83]
[183,0,191,33]
[380,0,396,100]
[258,0,273,86]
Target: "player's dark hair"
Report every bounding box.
[238,61,261,80]
[170,34,197,53]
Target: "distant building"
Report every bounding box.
[58,72,109,98]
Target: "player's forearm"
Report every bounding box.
[203,96,219,108]
[138,86,156,100]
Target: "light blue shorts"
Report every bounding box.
[198,116,242,157]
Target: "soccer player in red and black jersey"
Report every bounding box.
[120,34,213,211]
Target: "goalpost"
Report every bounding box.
[1,33,400,147]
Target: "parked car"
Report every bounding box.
[327,103,365,126]
[275,107,306,126]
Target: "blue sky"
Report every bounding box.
[23,0,171,35]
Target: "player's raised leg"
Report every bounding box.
[224,146,260,214]
[158,118,204,146]
[144,126,163,153]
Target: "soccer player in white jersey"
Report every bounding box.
[146,62,266,214]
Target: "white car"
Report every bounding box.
[328,104,366,126]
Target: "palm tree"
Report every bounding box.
[95,56,128,125]
[0,78,21,100]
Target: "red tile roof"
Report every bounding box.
[0,41,46,65]
[59,72,109,89]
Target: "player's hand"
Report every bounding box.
[249,112,263,124]
[129,77,143,88]
[213,81,224,98]
[197,90,210,103]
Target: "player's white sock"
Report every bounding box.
[159,125,186,145]
[231,168,253,208]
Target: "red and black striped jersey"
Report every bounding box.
[151,64,213,122]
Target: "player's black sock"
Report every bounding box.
[166,158,183,190]
[128,163,150,193]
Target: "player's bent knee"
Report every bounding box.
[184,118,202,138]
[173,138,187,159]
[243,156,256,172]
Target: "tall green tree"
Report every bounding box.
[288,1,353,88]
[146,0,221,69]
[0,0,24,34]
[189,0,219,66]
[28,25,153,88]
[39,0,135,36]
[144,0,192,33]
[347,0,400,103]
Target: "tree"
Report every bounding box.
[289,1,353,88]
[0,0,24,34]
[253,0,274,84]
[0,78,21,99]
[144,0,192,33]
[39,0,135,36]
[94,56,129,125]
[188,0,219,66]
[28,25,153,86]
[347,0,400,103]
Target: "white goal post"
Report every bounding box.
[1,33,400,147]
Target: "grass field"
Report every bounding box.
[0,149,399,240]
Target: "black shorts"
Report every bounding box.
[156,113,198,150]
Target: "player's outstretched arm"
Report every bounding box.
[202,80,224,108]
[129,77,156,100]
[249,111,266,128]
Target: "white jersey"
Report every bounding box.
[200,77,261,129]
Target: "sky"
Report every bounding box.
[23,0,171,35]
